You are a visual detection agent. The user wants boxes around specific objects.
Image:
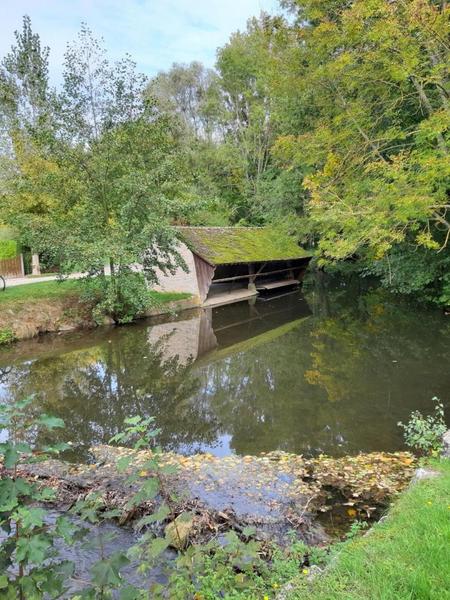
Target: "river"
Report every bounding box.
[0,273,449,461]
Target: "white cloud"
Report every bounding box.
[0,0,279,83]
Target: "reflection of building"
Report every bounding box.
[155,227,312,307]
[147,292,311,367]
[147,311,217,366]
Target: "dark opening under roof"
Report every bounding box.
[177,227,312,266]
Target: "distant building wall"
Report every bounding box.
[154,242,201,301]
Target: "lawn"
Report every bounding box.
[290,459,450,600]
[0,279,190,306]
[0,279,83,304]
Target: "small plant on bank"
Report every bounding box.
[398,397,447,456]
[0,328,16,346]
[0,397,76,598]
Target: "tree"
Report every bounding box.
[147,61,221,142]
[1,21,188,321]
[276,0,450,304]
[0,15,53,273]
[0,14,50,131]
[146,15,303,227]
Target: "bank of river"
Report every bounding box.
[0,278,195,342]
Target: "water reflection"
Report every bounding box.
[0,275,449,460]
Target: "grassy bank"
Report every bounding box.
[0,279,190,306]
[0,279,83,306]
[290,459,450,600]
[0,279,192,343]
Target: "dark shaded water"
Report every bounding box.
[1,274,449,460]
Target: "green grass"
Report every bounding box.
[290,459,450,600]
[0,279,191,307]
[0,279,83,304]
[148,290,191,304]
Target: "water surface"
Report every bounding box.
[1,274,449,460]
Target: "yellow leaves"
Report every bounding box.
[322,153,340,178]
[347,508,357,518]
[416,232,440,251]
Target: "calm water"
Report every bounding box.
[1,274,449,461]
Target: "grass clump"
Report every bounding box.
[289,458,450,600]
[0,328,16,345]
[148,290,191,304]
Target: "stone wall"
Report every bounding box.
[154,242,201,303]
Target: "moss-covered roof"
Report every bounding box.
[177,227,312,265]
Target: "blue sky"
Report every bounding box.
[1,0,279,82]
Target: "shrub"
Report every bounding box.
[398,397,447,456]
[0,398,75,597]
[0,239,18,260]
[81,270,153,324]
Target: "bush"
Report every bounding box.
[398,397,447,456]
[81,270,153,324]
[0,398,75,597]
[0,239,18,260]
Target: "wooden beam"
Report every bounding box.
[213,265,306,284]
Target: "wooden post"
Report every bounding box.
[248,263,256,291]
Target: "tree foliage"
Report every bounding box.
[1,20,187,322]
[1,4,450,307]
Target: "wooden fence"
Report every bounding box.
[0,255,25,277]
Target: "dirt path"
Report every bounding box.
[5,273,82,287]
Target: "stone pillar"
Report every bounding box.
[19,253,25,277]
[31,253,41,276]
[442,430,450,458]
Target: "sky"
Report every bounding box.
[0,0,279,82]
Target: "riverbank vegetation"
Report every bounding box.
[291,458,450,600]
[0,397,426,598]
[1,395,448,598]
[0,1,449,325]
[0,279,191,344]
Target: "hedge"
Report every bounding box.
[0,240,19,260]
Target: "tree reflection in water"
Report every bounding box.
[0,274,449,460]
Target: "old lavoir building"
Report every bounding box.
[155,227,313,307]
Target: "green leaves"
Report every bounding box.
[136,504,170,529]
[16,534,51,564]
[90,551,130,587]
[126,477,159,508]
[13,507,45,530]
[55,515,79,543]
[398,397,447,456]
[37,414,65,429]
[0,477,32,511]
[147,537,170,559]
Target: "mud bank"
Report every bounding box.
[0,295,198,343]
[18,446,416,547]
